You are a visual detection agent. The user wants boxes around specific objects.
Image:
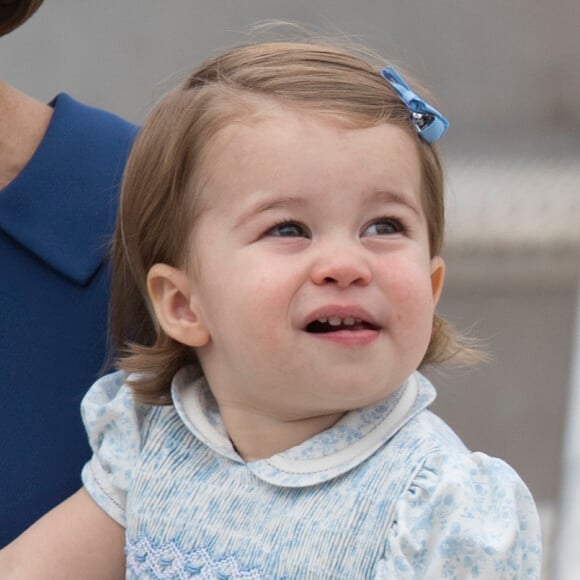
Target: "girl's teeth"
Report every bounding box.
[315,316,363,327]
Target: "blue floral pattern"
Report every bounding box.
[81,367,542,578]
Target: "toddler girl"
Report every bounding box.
[1,39,542,579]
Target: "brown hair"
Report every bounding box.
[111,40,474,405]
[0,0,43,36]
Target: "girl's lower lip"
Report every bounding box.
[308,328,379,346]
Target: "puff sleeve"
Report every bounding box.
[80,371,147,527]
[379,451,542,579]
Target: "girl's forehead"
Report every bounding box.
[197,109,423,212]
[202,104,414,166]
[199,95,385,155]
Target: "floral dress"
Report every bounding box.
[81,366,542,579]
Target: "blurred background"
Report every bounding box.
[2,1,579,577]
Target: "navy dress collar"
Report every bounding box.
[0,93,138,284]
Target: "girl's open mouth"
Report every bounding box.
[306,317,379,334]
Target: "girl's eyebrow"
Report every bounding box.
[234,189,420,229]
[234,195,308,229]
[365,189,421,217]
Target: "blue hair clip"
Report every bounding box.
[380,66,449,144]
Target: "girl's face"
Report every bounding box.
[173,107,444,421]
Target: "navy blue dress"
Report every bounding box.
[0,94,138,545]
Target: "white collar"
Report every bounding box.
[172,366,435,488]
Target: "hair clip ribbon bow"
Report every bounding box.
[380,66,449,144]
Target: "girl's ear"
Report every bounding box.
[430,256,445,306]
[147,263,210,347]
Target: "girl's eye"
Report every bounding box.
[362,218,405,237]
[266,221,309,238]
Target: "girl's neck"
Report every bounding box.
[0,82,53,190]
[218,404,345,462]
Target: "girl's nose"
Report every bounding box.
[309,242,372,288]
